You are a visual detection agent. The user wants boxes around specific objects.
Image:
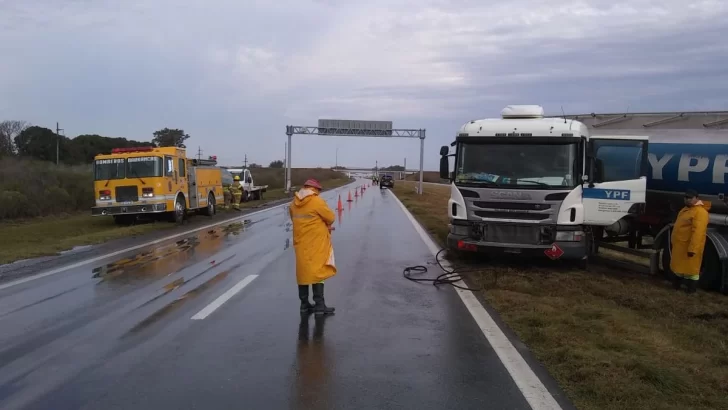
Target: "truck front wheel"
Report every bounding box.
[171,196,186,224]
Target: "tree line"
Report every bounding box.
[0,120,192,165]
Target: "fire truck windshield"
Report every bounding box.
[455,141,578,189]
[127,156,164,178]
[94,158,125,180]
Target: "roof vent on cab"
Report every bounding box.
[501,105,545,119]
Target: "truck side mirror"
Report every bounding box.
[246,177,252,183]
[440,156,449,180]
[439,146,449,156]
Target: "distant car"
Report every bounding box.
[380,174,394,189]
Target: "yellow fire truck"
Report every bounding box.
[92,146,225,225]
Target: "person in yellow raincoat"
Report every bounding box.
[670,189,710,293]
[290,179,336,315]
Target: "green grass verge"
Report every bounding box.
[0,214,174,265]
[394,181,728,410]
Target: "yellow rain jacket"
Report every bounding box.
[670,201,710,277]
[290,187,337,285]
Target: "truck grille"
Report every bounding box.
[473,201,550,211]
[115,186,139,202]
[473,223,544,245]
[472,201,553,221]
[474,211,549,221]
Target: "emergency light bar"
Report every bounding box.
[111,146,155,154]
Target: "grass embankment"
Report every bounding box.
[0,166,350,265]
[393,181,728,410]
[0,215,174,265]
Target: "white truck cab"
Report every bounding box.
[225,168,269,201]
[440,105,649,264]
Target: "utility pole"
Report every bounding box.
[196,146,203,161]
[284,141,288,187]
[404,157,406,180]
[243,154,248,168]
[55,122,64,165]
[335,147,338,168]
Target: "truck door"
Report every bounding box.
[244,170,252,190]
[583,136,649,225]
[164,156,176,195]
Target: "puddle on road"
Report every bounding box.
[92,220,252,283]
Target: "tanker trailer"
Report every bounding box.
[551,111,728,293]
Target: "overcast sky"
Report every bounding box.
[1,0,726,169]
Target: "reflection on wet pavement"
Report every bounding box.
[294,313,332,410]
[91,220,253,284]
[124,263,242,337]
[138,254,237,309]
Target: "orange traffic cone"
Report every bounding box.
[347,191,353,202]
[337,195,344,211]
[354,188,359,198]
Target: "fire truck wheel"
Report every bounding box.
[173,196,186,224]
[203,192,216,216]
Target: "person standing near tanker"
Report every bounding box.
[670,189,710,294]
[290,179,336,315]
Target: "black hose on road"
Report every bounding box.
[403,249,484,291]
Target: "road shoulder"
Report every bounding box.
[388,188,576,410]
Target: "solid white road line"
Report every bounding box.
[388,190,563,410]
[191,274,258,320]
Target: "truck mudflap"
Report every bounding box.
[92,202,168,216]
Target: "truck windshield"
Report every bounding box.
[127,156,164,178]
[94,158,125,180]
[455,142,578,188]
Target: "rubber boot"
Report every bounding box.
[311,283,335,316]
[685,279,698,294]
[671,275,682,290]
[298,285,314,314]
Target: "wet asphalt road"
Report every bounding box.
[0,180,540,410]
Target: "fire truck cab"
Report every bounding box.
[92,146,224,224]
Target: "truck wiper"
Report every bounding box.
[518,180,550,187]
[131,169,146,185]
[457,180,502,187]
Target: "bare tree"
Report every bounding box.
[0,120,30,157]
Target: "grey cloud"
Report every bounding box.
[0,0,726,170]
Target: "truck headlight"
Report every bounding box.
[142,188,155,198]
[555,231,584,242]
